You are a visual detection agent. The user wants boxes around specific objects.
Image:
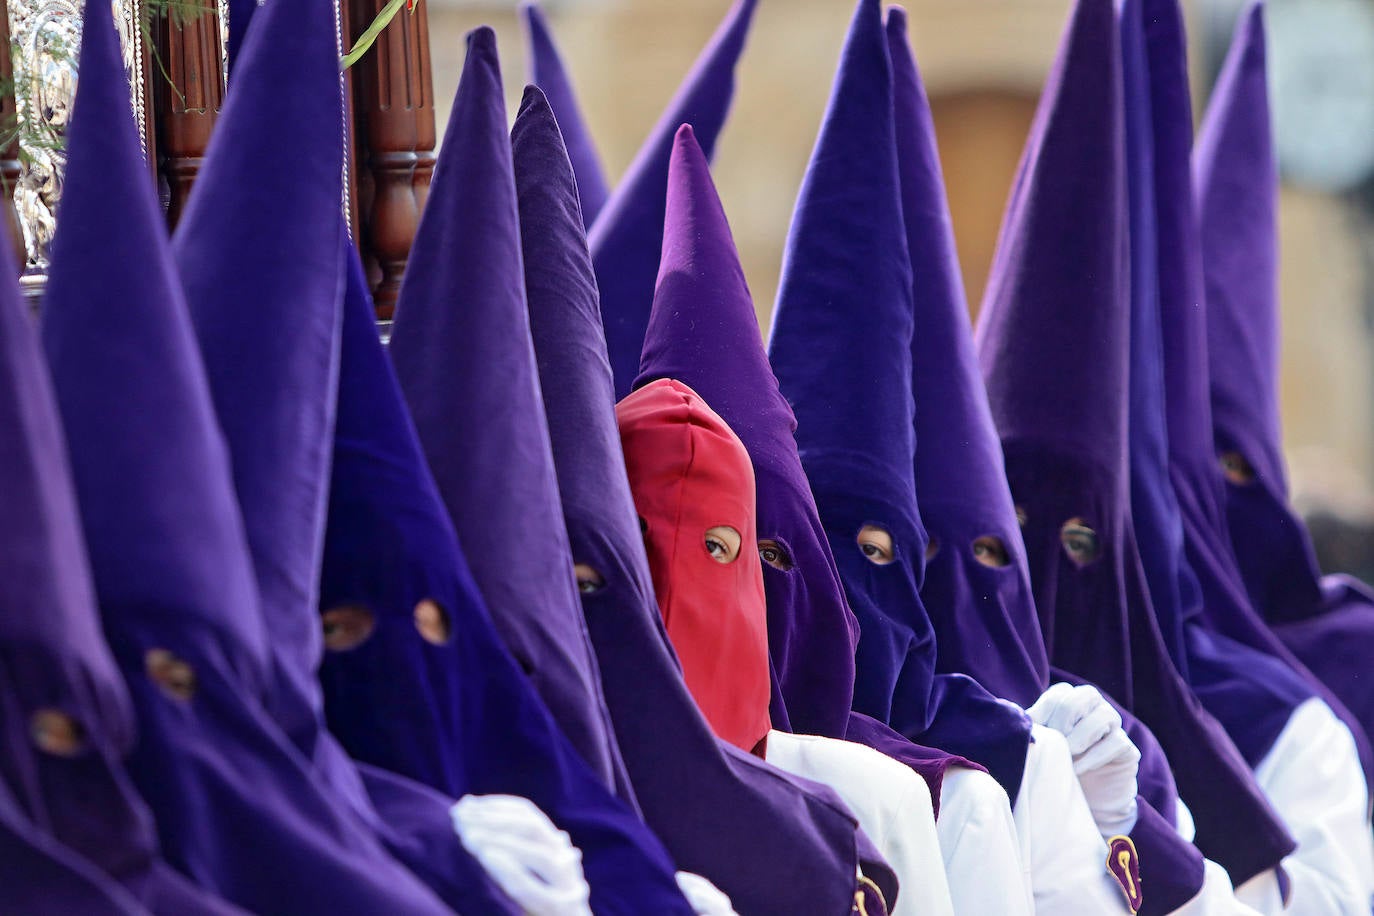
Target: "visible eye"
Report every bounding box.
[30,709,87,757]
[321,605,376,652]
[573,562,606,595]
[971,535,1011,568]
[1218,450,1256,486]
[414,599,451,645]
[704,525,742,564]
[758,539,793,571]
[924,538,940,561]
[145,649,197,701]
[1060,518,1101,566]
[857,525,896,566]
[1015,506,1028,528]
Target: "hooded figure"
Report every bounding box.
[1131,0,1370,780]
[0,104,235,916]
[172,3,529,909]
[40,1,504,913]
[390,29,699,913]
[631,114,1009,916]
[767,0,1031,802]
[519,84,875,916]
[1180,7,1374,909]
[898,5,1258,912]
[391,27,632,803]
[894,8,1049,711]
[1198,0,1374,782]
[589,0,759,399]
[617,379,899,916]
[974,0,1298,890]
[320,236,697,915]
[520,2,610,227]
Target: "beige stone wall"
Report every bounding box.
[424,0,1374,503]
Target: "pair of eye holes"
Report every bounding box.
[31,639,321,755]
[1012,508,1102,566]
[856,526,1014,569]
[319,599,452,653]
[30,647,201,758]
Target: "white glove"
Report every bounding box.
[451,794,593,916]
[675,872,738,916]
[1029,682,1140,837]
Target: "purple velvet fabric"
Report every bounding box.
[320,239,689,915]
[1197,3,1374,757]
[0,151,233,916]
[768,0,1031,802]
[1124,0,1373,785]
[391,28,635,804]
[890,8,1050,709]
[631,120,973,803]
[0,5,237,914]
[172,2,518,908]
[975,0,1294,885]
[589,0,758,399]
[521,3,610,227]
[41,3,483,912]
[521,97,863,915]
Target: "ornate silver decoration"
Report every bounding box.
[8,0,145,269]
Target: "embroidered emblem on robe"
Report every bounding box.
[1107,834,1143,913]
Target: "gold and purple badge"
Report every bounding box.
[1106,834,1142,913]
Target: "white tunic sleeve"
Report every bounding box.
[762,731,953,916]
[1014,724,1136,915]
[1232,697,1374,915]
[939,765,1035,916]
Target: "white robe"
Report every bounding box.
[764,730,954,916]
[1230,698,1374,915]
[938,765,1035,915]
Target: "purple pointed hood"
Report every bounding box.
[0,138,166,914]
[521,2,609,225]
[589,0,759,399]
[322,240,689,916]
[1130,0,1360,780]
[173,0,347,760]
[40,9,480,912]
[167,2,522,911]
[0,0,215,904]
[635,124,859,741]
[520,97,862,915]
[1194,1,1374,776]
[390,28,631,801]
[1121,0,1196,677]
[770,0,1031,799]
[1196,5,1325,623]
[978,0,1295,883]
[891,7,1050,708]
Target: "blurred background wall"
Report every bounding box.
[426,0,1374,574]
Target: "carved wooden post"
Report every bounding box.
[347,0,434,318]
[0,0,26,270]
[154,0,224,229]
